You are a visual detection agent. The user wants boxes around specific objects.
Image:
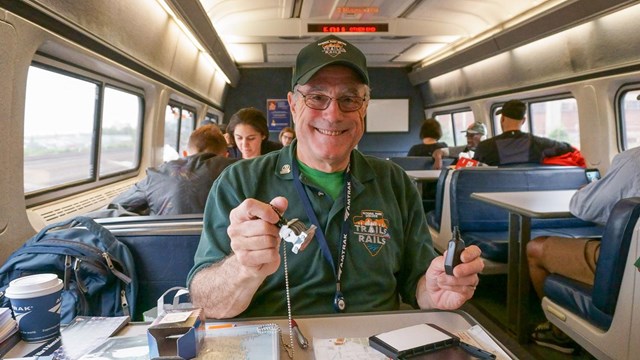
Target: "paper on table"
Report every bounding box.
[456,325,512,360]
[313,337,388,360]
[159,310,193,324]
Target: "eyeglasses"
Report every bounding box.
[296,90,366,112]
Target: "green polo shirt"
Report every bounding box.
[188,141,437,317]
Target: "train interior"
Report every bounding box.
[1,1,640,359]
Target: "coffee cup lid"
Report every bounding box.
[5,273,63,299]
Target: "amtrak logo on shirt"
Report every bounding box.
[319,39,347,58]
[353,210,390,256]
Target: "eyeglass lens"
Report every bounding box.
[298,91,364,112]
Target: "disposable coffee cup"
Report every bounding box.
[5,273,63,342]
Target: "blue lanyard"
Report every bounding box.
[291,159,351,312]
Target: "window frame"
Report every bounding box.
[615,83,640,152]
[164,101,197,158]
[432,108,474,147]
[25,56,145,206]
[490,93,576,139]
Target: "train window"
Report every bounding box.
[99,87,143,177]
[434,110,475,147]
[435,114,454,145]
[203,113,219,125]
[164,103,196,160]
[24,66,98,193]
[619,89,640,150]
[529,98,580,149]
[24,61,144,199]
[179,110,195,155]
[492,107,503,136]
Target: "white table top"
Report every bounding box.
[405,170,441,181]
[471,190,577,218]
[6,310,511,360]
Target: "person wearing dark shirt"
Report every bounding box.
[473,100,573,166]
[227,107,282,159]
[407,118,448,157]
[109,125,237,215]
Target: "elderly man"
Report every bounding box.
[432,121,487,170]
[188,35,483,319]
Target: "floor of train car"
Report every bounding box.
[464,274,597,360]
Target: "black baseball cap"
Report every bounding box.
[497,100,526,120]
[291,35,369,90]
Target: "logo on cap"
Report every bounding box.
[319,39,347,58]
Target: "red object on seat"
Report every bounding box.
[542,148,586,168]
[455,157,479,169]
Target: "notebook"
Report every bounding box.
[369,323,457,359]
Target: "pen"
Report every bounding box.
[459,341,496,359]
[208,323,235,330]
[291,319,309,349]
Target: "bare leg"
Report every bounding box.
[527,236,550,299]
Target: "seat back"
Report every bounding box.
[96,215,203,320]
[449,166,590,232]
[542,198,640,359]
[388,156,434,170]
[426,167,451,233]
[593,197,640,314]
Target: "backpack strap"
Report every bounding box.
[71,216,118,249]
[32,217,80,242]
[71,217,132,284]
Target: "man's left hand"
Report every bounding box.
[419,245,484,310]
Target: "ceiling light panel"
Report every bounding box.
[227,43,264,63]
[394,43,448,62]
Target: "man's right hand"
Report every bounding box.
[227,197,288,279]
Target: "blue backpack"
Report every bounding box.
[0,216,137,324]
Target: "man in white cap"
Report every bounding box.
[432,121,487,170]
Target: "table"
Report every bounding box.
[405,170,441,196]
[7,310,513,359]
[471,190,576,343]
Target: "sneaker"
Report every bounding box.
[531,321,577,354]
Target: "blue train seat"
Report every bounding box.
[425,166,605,275]
[389,156,453,213]
[447,166,603,264]
[388,156,435,170]
[542,197,640,360]
[426,167,451,233]
[96,215,202,321]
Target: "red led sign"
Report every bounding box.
[307,23,389,33]
[336,7,379,14]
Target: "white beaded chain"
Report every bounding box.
[282,241,294,359]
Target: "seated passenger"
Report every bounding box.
[219,123,237,157]
[526,146,640,353]
[279,126,296,146]
[407,118,448,156]
[473,100,573,166]
[187,35,484,319]
[227,107,282,159]
[108,125,237,216]
[432,121,487,169]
